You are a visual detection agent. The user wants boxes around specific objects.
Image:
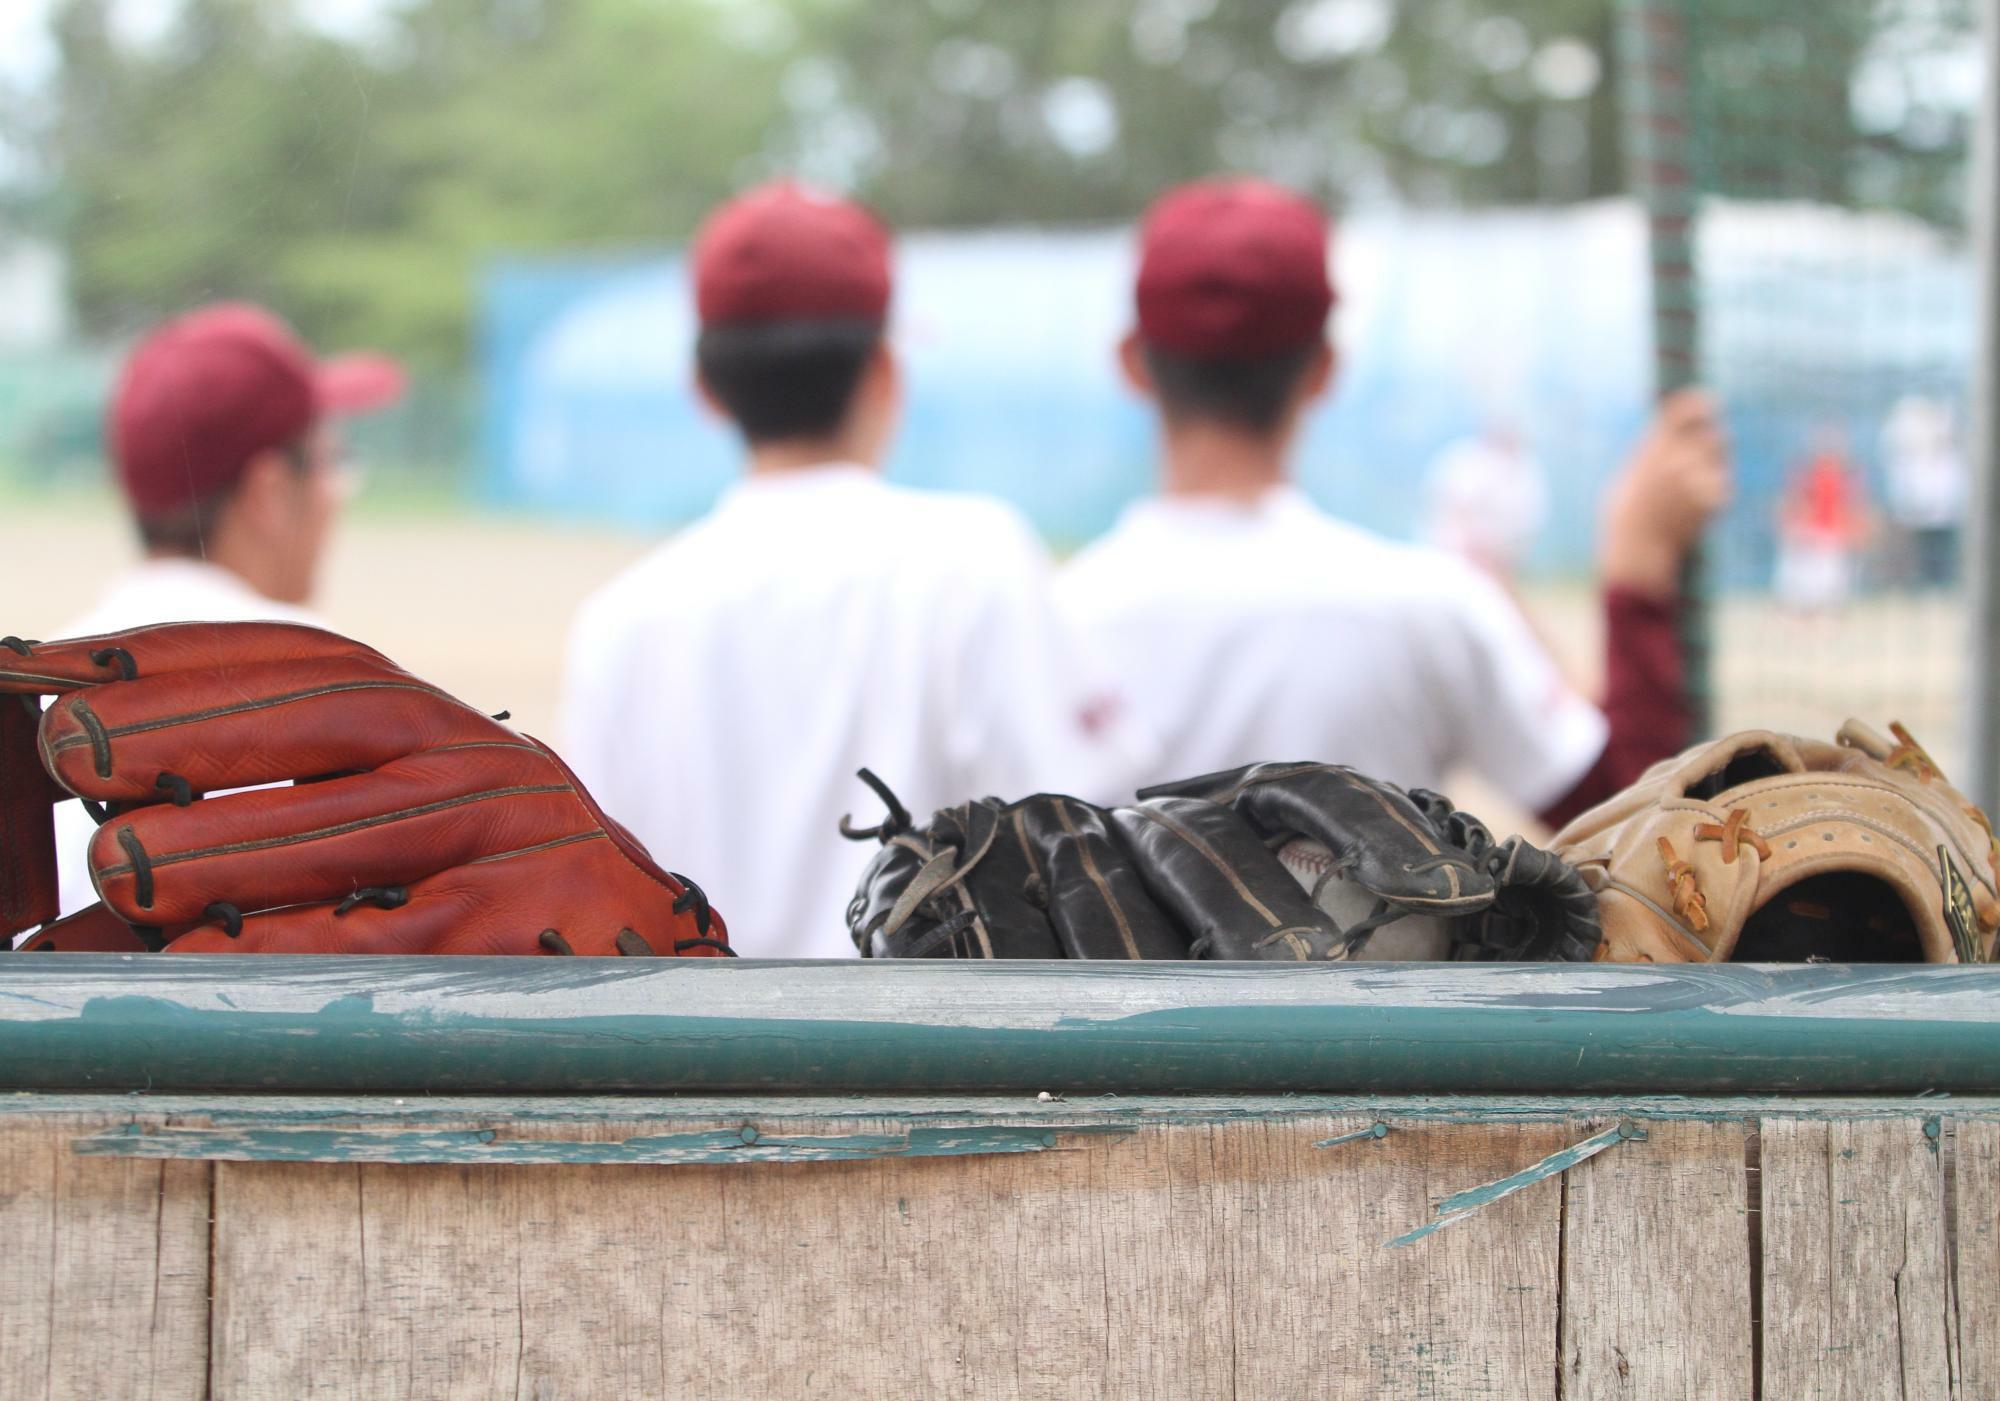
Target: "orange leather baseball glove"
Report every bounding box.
[1,622,727,957]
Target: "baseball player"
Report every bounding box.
[1057,178,1732,831]
[45,302,404,918]
[558,182,1151,957]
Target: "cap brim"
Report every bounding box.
[314,353,407,416]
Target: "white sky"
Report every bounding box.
[0,0,394,89]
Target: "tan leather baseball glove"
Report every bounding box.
[1550,720,2000,963]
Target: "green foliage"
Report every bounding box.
[1686,0,1976,229]
[772,0,1624,221]
[6,0,1975,371]
[39,0,794,369]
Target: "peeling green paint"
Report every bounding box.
[70,1120,1134,1164]
[1387,1122,1645,1247]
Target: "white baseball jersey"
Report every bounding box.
[559,464,1153,958]
[1056,486,1606,811]
[47,559,322,921]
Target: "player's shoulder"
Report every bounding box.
[568,531,706,641]
[868,483,1054,581]
[1247,493,1485,593]
[1352,532,1527,640]
[880,480,1044,540]
[1061,492,1445,603]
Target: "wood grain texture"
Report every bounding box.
[201,1113,1569,1399]
[1226,1117,1567,1399]
[0,1114,208,1401]
[1560,1118,1753,1399]
[1760,1117,1952,1400]
[12,1100,1999,1399]
[212,1160,370,1399]
[1956,1118,2000,1397]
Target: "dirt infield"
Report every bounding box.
[2,495,1966,839]
[3,496,653,745]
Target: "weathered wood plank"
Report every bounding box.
[1228,1118,1567,1399]
[18,1100,2000,1398]
[1957,1118,2000,1397]
[1561,1118,1752,1399]
[202,1114,1567,1399]
[0,1114,208,1401]
[1760,1117,1952,1400]
[355,1163,527,1400]
[0,1113,59,1398]
[213,1161,370,1399]
[511,1114,1233,1398]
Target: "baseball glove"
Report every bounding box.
[842,762,1601,962]
[1550,719,2000,963]
[0,622,728,957]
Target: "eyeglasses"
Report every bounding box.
[284,439,366,503]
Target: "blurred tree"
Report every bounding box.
[39,0,790,369]
[48,0,391,343]
[282,0,793,367]
[1686,0,1975,230]
[14,0,1976,369]
[773,0,1626,223]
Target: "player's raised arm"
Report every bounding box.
[1535,389,1735,829]
[1600,389,1734,603]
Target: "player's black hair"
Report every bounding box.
[132,437,314,555]
[695,318,884,444]
[134,491,232,555]
[1140,340,1322,435]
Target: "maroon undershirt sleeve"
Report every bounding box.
[0,695,61,941]
[1534,586,1691,832]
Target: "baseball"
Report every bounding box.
[1275,836,1454,961]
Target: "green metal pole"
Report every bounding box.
[1967,0,2000,818]
[1617,0,1712,737]
[3,957,1999,1096]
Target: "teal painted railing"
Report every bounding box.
[1,957,1996,1096]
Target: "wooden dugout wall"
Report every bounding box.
[2,958,1998,1398]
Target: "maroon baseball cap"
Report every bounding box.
[1135,178,1336,360]
[110,302,406,517]
[691,182,892,327]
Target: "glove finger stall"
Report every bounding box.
[1016,795,1188,959]
[850,801,1063,959]
[164,840,721,956]
[1111,797,1350,960]
[1142,761,1495,916]
[84,743,593,927]
[0,622,387,698]
[1469,835,1603,962]
[39,655,498,803]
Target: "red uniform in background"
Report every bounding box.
[1777,444,1869,612]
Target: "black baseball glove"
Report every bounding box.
[841,762,1600,962]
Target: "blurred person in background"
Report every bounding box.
[1422,419,1550,585]
[1775,424,1870,614]
[1057,178,1732,832]
[1880,394,1966,591]
[559,182,1152,957]
[44,301,405,917]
